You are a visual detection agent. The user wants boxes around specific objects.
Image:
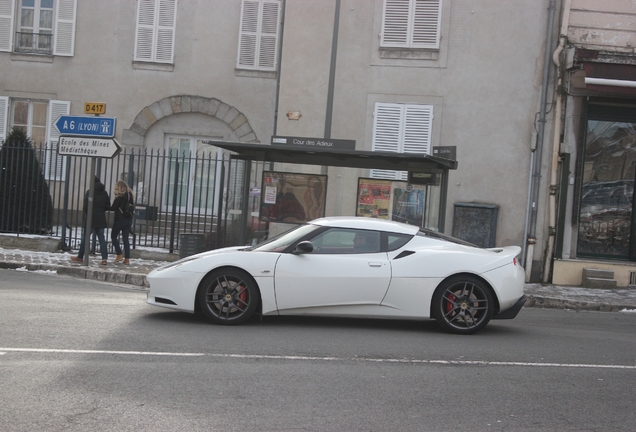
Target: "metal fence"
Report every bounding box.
[0,143,270,255]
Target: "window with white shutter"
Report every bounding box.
[53,0,76,56]
[134,0,177,64]
[381,0,441,49]
[371,102,433,180]
[1,0,76,55]
[0,0,15,52]
[237,0,281,71]
[0,96,8,141]
[45,100,69,181]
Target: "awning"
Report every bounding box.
[205,141,458,171]
[581,61,636,98]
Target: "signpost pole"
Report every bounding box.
[82,157,97,265]
[54,105,117,266]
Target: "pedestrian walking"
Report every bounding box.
[71,176,111,265]
[109,180,134,265]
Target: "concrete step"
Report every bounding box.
[582,276,618,289]
[582,268,615,280]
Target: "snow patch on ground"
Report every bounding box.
[15,266,57,275]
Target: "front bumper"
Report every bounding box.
[492,295,527,320]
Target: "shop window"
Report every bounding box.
[577,103,636,260]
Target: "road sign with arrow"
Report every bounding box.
[57,136,122,158]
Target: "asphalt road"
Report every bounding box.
[1,269,635,432]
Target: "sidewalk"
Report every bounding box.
[1,239,635,312]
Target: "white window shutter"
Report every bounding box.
[237,1,260,69]
[381,0,410,48]
[371,103,403,180]
[381,0,441,49]
[45,100,70,181]
[135,0,157,62]
[0,96,8,141]
[54,0,77,56]
[403,104,433,154]
[372,103,402,153]
[0,0,15,53]
[258,1,280,70]
[237,0,280,71]
[371,102,433,181]
[412,0,441,49]
[155,0,176,63]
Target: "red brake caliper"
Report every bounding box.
[239,285,247,303]
[446,294,455,314]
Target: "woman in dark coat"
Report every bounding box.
[109,180,134,264]
[71,176,111,265]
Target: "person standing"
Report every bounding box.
[109,180,134,264]
[71,176,111,265]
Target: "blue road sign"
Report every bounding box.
[54,115,116,138]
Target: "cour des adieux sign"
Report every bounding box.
[271,136,356,150]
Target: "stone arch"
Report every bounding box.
[121,95,259,147]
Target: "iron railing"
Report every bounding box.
[15,32,53,54]
[0,143,269,254]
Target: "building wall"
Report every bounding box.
[568,0,636,53]
[1,1,278,148]
[276,0,552,249]
[3,0,558,262]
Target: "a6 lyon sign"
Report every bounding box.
[58,136,122,158]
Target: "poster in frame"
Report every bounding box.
[260,171,327,224]
[356,178,392,219]
[356,177,427,227]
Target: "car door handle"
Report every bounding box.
[368,262,383,267]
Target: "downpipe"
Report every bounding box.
[542,0,571,283]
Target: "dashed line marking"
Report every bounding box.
[1,348,635,369]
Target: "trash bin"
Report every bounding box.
[179,233,205,259]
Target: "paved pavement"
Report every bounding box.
[1,238,636,312]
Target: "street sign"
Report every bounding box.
[54,115,116,137]
[84,102,106,115]
[57,136,122,158]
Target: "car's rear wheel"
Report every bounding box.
[197,268,259,325]
[432,276,494,335]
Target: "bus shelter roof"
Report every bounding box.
[206,141,458,171]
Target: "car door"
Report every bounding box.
[273,228,391,311]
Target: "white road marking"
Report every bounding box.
[0,348,204,357]
[1,347,635,369]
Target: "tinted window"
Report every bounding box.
[309,228,381,254]
[387,233,412,251]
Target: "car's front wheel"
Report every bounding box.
[432,276,494,335]
[197,268,259,325]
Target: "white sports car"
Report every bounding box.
[146,217,526,334]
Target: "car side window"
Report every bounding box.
[309,228,381,254]
[387,233,412,251]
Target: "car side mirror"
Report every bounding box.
[293,241,314,254]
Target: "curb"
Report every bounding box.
[0,261,149,288]
[524,295,633,312]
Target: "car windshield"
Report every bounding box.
[248,223,320,252]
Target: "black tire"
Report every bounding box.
[431,275,494,335]
[197,268,259,325]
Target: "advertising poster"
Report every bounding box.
[356,179,392,219]
[392,184,426,226]
[260,171,327,223]
[356,178,428,226]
